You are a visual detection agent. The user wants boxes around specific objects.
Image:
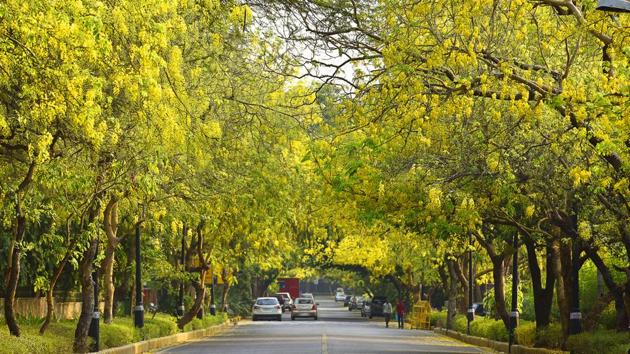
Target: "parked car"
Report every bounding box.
[335,290,346,302]
[291,297,318,320]
[350,296,364,310]
[473,303,486,316]
[274,292,293,312]
[252,297,282,321]
[368,296,387,318]
[343,295,353,307]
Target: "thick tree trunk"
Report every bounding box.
[551,240,569,338]
[40,252,71,334]
[177,271,206,329]
[102,243,116,324]
[454,258,469,313]
[4,211,26,337]
[523,237,555,328]
[102,198,120,324]
[73,237,98,353]
[446,259,458,330]
[491,257,509,328]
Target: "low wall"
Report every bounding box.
[0,298,104,320]
[99,321,235,354]
[434,327,569,354]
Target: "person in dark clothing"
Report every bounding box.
[396,299,405,329]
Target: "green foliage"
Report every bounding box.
[514,321,536,347]
[534,323,563,349]
[566,330,630,354]
[0,313,226,353]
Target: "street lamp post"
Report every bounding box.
[508,233,519,354]
[134,221,144,328]
[210,275,217,316]
[569,241,582,335]
[467,234,474,335]
[88,240,100,352]
[178,225,187,317]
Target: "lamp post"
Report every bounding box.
[210,275,217,316]
[178,225,187,317]
[569,241,582,335]
[508,233,519,354]
[134,221,144,328]
[467,234,474,335]
[88,240,100,352]
[597,0,630,12]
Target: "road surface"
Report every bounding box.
[159,298,487,354]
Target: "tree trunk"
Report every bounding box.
[551,240,569,338]
[102,198,120,324]
[177,271,206,329]
[454,257,469,313]
[102,243,116,324]
[73,237,98,353]
[446,259,458,330]
[3,162,36,337]
[40,251,72,334]
[221,282,231,312]
[523,237,555,328]
[491,256,509,328]
[4,211,26,337]
[589,258,629,332]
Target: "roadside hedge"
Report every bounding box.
[429,311,630,354]
[0,312,227,354]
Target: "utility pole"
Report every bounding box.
[508,233,519,353]
[88,240,100,352]
[467,234,474,335]
[178,225,187,317]
[134,221,144,328]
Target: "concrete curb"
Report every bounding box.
[99,320,237,354]
[433,328,569,354]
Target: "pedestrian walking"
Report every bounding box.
[383,300,392,328]
[396,299,405,329]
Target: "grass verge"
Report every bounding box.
[0,312,227,354]
[429,311,630,354]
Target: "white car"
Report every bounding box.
[252,297,282,321]
[300,293,315,301]
[335,291,346,302]
[291,297,318,320]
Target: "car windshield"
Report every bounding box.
[256,298,278,305]
[296,298,313,304]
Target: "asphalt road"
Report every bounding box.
[159,298,487,354]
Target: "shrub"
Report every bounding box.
[101,322,138,349]
[534,323,563,349]
[430,311,447,327]
[515,321,535,346]
[566,330,630,354]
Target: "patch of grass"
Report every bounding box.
[566,330,630,354]
[0,312,227,353]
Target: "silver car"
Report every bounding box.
[291,297,318,320]
[252,297,282,321]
